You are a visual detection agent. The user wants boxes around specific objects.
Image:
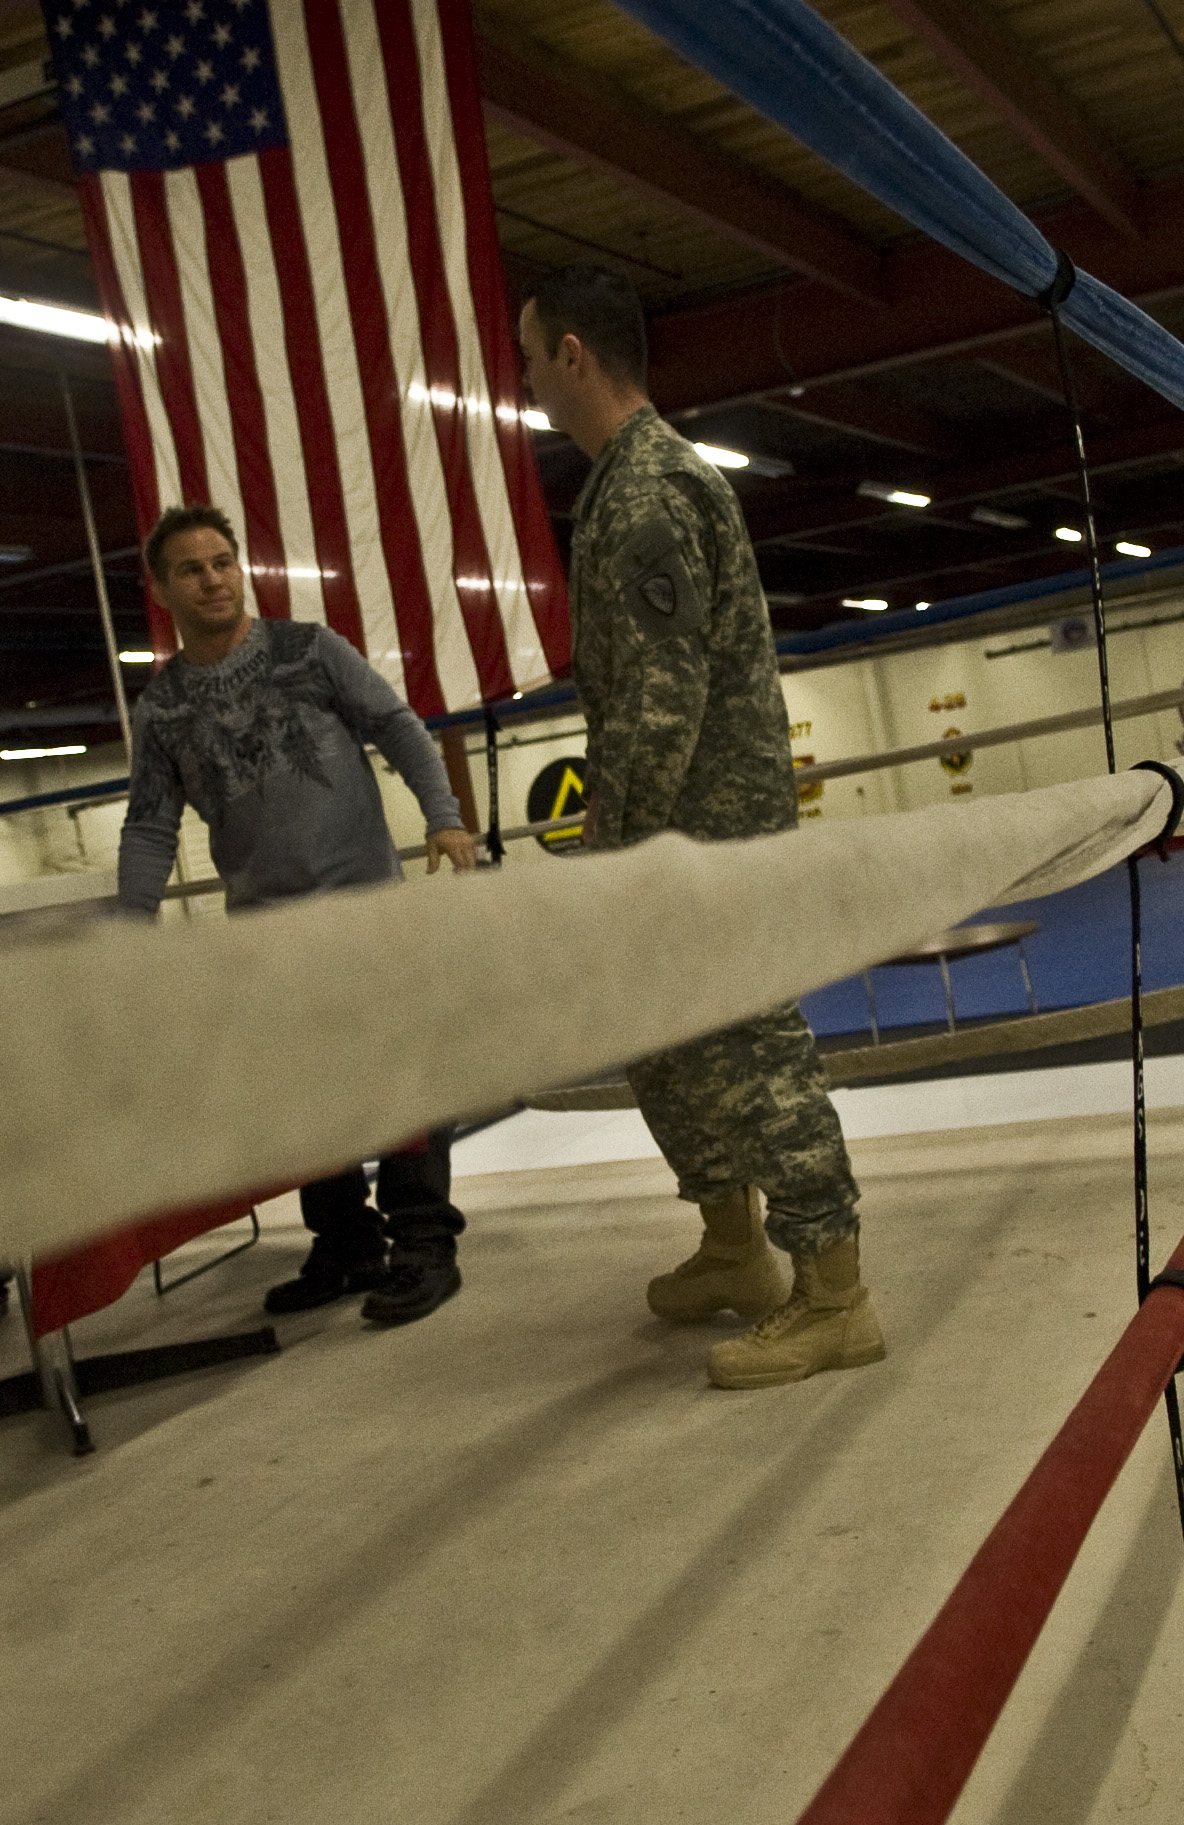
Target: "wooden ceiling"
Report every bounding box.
[3,0,1184,744]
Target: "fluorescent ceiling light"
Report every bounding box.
[915,601,931,611]
[745,454,794,480]
[1116,540,1151,558]
[842,597,889,612]
[694,442,750,469]
[971,505,1029,530]
[0,297,109,343]
[2,745,87,760]
[249,565,337,580]
[119,650,155,664]
[857,480,930,508]
[522,408,553,431]
[1054,526,1083,543]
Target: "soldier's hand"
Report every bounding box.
[426,827,478,873]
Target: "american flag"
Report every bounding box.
[47,0,570,716]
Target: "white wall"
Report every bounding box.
[778,599,1184,826]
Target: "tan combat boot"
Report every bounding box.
[707,1235,886,1388]
[646,1186,790,1322]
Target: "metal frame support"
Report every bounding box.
[152,1209,261,1296]
[58,368,134,760]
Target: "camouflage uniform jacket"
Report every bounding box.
[569,404,797,850]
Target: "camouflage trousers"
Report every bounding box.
[625,1001,860,1256]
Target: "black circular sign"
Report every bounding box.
[527,756,587,854]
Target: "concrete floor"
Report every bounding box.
[2,1103,1184,1824]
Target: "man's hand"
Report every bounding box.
[426,826,478,874]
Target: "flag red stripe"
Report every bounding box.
[194,163,291,621]
[375,2,515,702]
[435,0,572,681]
[257,146,366,652]
[301,0,447,717]
[77,175,174,661]
[130,171,210,508]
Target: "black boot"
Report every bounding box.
[264,1235,388,1314]
[361,1132,465,1325]
[360,1233,461,1326]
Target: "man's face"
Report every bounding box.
[152,526,246,642]
[518,298,579,436]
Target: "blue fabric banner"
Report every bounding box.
[614,0,1184,410]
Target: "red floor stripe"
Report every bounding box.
[796,1238,1184,1825]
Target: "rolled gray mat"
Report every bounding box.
[0,768,1171,1261]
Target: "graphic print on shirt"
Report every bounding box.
[127,622,337,825]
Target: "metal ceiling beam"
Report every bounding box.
[743,411,1184,546]
[879,0,1143,237]
[474,28,887,304]
[973,355,1068,406]
[648,175,1184,413]
[752,384,961,455]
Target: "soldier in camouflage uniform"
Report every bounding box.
[519,267,885,1388]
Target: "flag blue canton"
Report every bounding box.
[49,0,288,174]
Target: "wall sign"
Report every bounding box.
[940,725,973,794]
[794,752,824,816]
[527,756,587,853]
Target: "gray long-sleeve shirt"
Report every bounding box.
[118,619,463,914]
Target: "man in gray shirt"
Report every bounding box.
[119,504,477,1324]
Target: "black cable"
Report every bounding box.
[1041,254,1184,1541]
[483,706,505,866]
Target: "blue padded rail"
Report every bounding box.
[616,0,1184,410]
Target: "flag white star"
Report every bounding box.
[136,99,155,122]
[195,58,214,84]
[165,128,180,150]
[220,82,240,108]
[66,73,84,96]
[150,67,168,91]
[204,118,224,145]
[82,43,100,65]
[185,0,204,20]
[98,13,116,37]
[230,0,250,10]
[108,71,128,95]
[76,135,95,158]
[90,99,111,122]
[125,40,141,64]
[138,6,157,27]
[55,16,73,38]
[211,21,231,48]
[119,131,136,154]
[240,45,260,71]
[175,92,195,118]
[165,32,184,57]
[249,105,268,132]
[72,0,88,10]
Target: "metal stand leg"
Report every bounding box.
[938,952,957,1033]
[1017,940,1039,1015]
[153,1208,261,1296]
[6,1265,93,1454]
[0,1258,281,1454]
[862,970,881,1045]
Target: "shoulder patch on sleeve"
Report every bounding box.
[614,512,705,642]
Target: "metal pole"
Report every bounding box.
[58,369,134,759]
